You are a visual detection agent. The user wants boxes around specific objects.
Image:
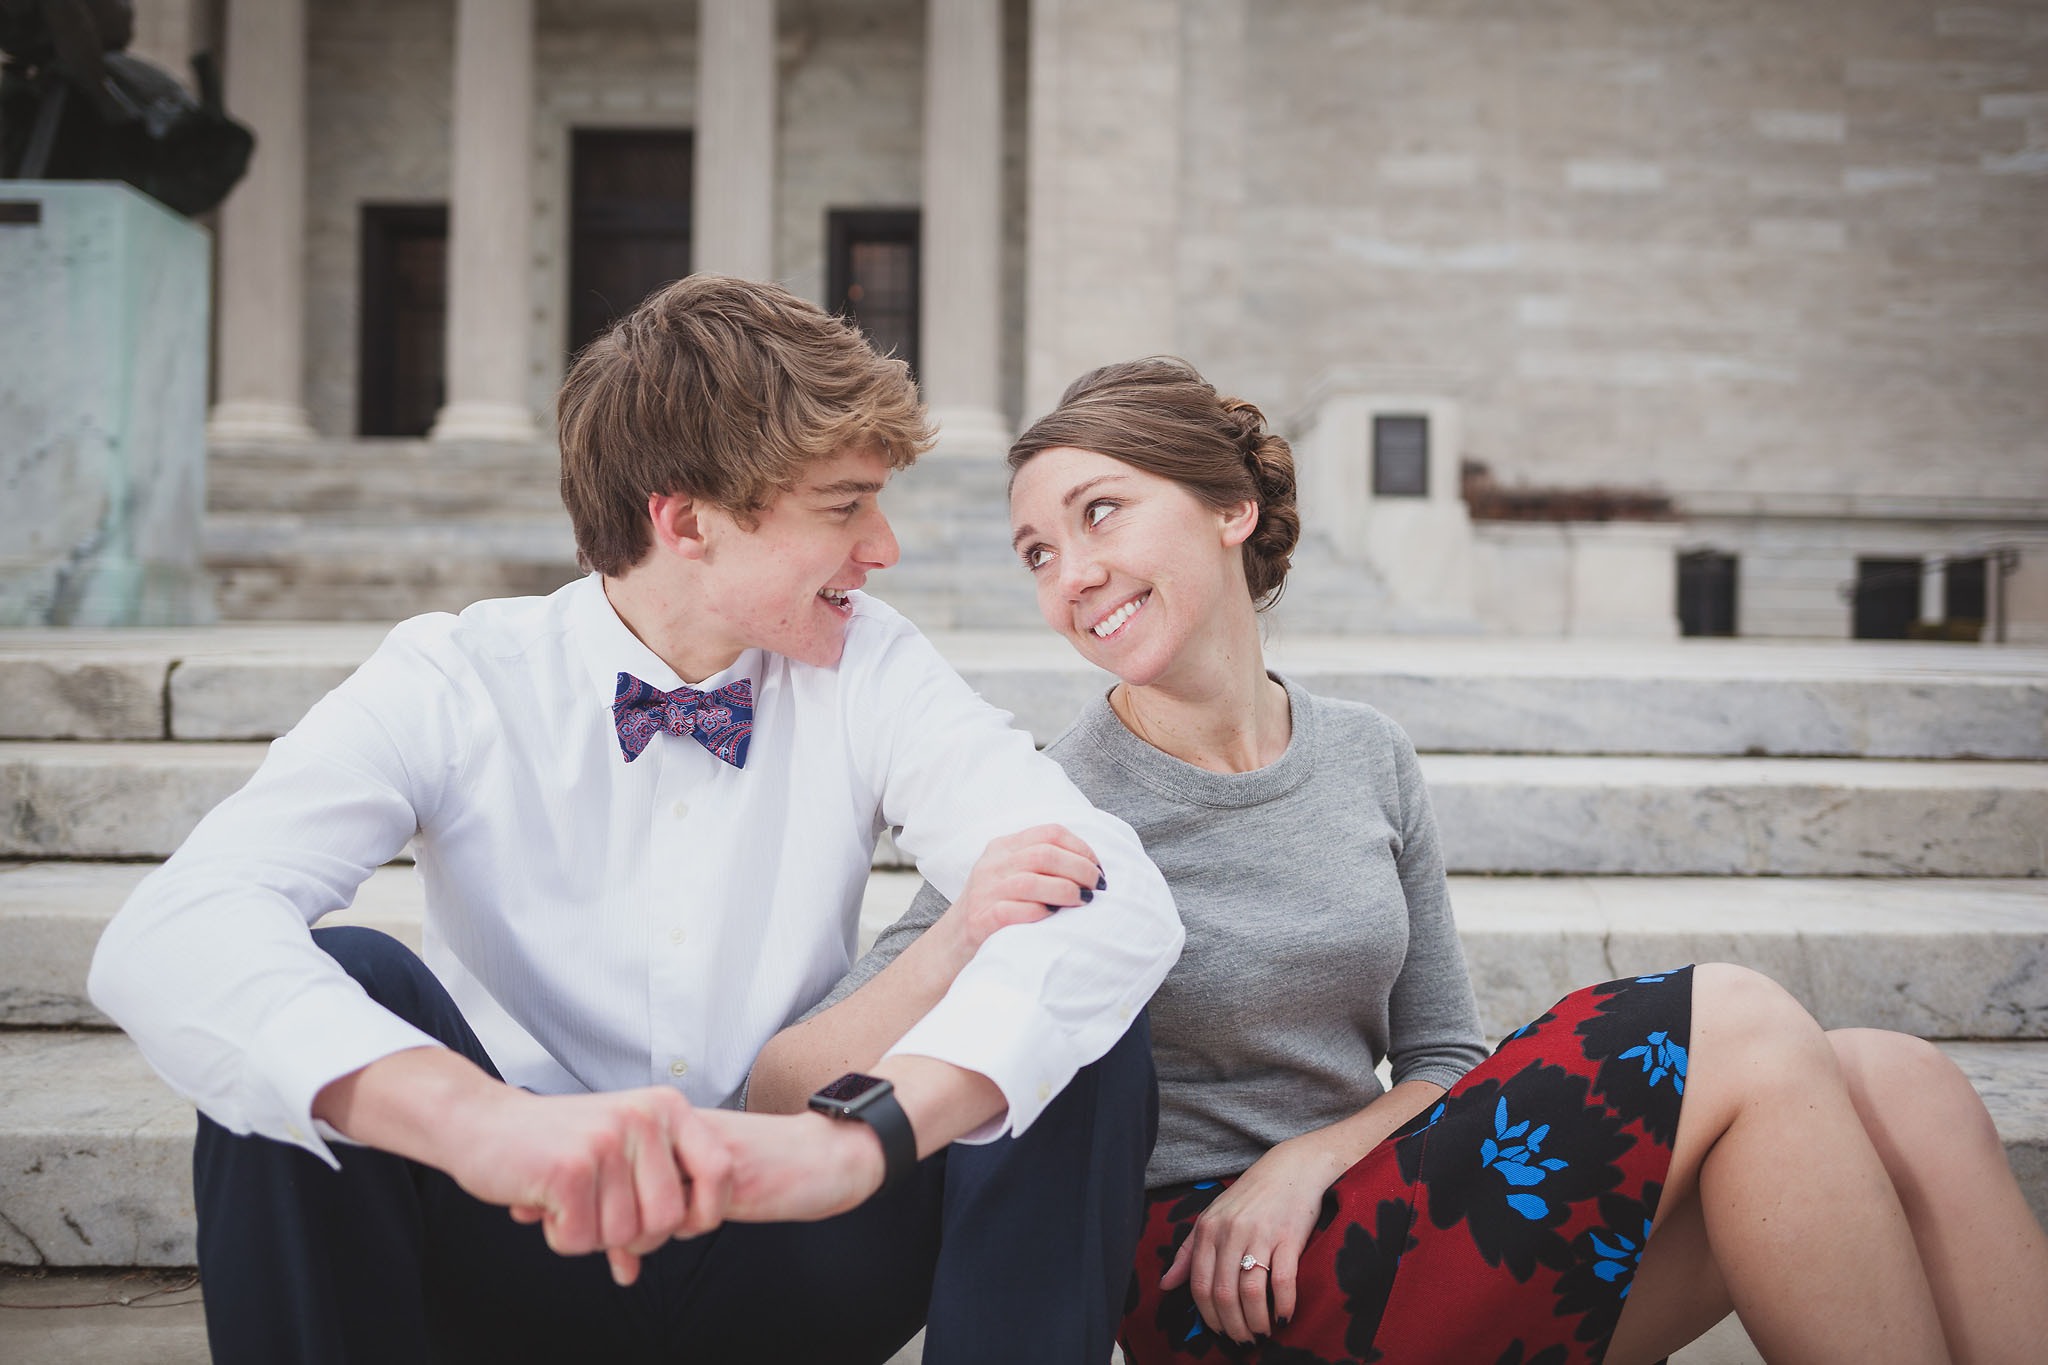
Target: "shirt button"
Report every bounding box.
[286,1123,306,1141]
[669,926,687,945]
[670,1058,689,1078]
[1118,1006,1132,1023]
[1037,1082,1052,1103]
[671,800,690,819]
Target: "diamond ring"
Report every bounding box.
[1239,1253,1269,1272]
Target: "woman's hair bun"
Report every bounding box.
[1219,397,1300,606]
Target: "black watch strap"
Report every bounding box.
[809,1075,919,1193]
[852,1088,918,1193]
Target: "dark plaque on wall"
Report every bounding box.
[1372,414,1430,497]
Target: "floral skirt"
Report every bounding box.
[1120,968,1694,1365]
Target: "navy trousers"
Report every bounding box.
[193,926,1157,1365]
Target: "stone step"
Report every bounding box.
[5,740,2044,873]
[10,864,2045,1041]
[6,628,2044,757]
[0,1272,1761,1365]
[5,1024,2042,1268]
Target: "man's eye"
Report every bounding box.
[1086,500,1115,527]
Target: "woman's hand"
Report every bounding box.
[1162,1134,1349,1344]
[929,824,1103,974]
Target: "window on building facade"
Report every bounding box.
[1852,557,1922,639]
[1945,556,1987,633]
[1677,550,1738,636]
[358,204,448,438]
[826,209,920,377]
[1372,415,1429,497]
[569,129,693,359]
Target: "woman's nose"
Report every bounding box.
[1058,547,1107,599]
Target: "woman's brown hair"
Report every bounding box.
[558,275,934,576]
[1007,357,1300,607]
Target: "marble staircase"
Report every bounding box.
[200,443,1414,631]
[2,628,2045,1365]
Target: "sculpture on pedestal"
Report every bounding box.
[0,0,251,216]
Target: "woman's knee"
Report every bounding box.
[1828,1028,1999,1154]
[1691,963,1834,1081]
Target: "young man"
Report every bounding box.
[89,276,1184,1364]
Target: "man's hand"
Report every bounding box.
[315,1048,737,1288]
[451,1084,737,1287]
[932,824,1103,974]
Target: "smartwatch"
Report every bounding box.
[808,1072,918,1194]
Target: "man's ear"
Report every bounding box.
[1220,498,1260,549]
[648,492,710,562]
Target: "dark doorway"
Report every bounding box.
[569,129,693,358]
[1372,415,1430,497]
[1852,558,1922,639]
[827,208,919,375]
[1677,550,1738,636]
[1944,556,1988,641]
[359,204,448,437]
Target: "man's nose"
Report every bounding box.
[858,506,900,570]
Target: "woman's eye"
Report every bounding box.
[1086,500,1115,527]
[1024,546,1053,570]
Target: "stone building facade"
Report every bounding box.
[137,0,2048,639]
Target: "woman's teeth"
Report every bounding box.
[1092,594,1147,638]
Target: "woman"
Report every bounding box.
[749,359,2048,1363]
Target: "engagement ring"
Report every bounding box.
[1239,1253,1268,1272]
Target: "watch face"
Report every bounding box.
[816,1073,885,1104]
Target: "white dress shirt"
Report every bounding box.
[89,574,1183,1166]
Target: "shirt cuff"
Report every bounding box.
[244,982,450,1169]
[884,980,1075,1144]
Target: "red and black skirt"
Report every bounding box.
[1121,967,1694,1365]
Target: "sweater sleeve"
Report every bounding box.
[1380,720,1491,1091]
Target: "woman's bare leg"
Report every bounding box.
[1606,1025,2048,1364]
[1604,964,1949,1364]
[1829,1028,2048,1363]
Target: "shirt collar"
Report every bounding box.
[567,572,758,702]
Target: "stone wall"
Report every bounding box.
[1166,0,2048,512]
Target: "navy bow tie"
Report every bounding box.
[612,673,754,767]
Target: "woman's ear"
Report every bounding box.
[648,492,710,562]
[1220,498,1260,549]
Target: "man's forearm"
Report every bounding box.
[869,1054,1006,1155]
[312,1044,506,1171]
[747,928,971,1113]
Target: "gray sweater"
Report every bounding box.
[814,675,1489,1187]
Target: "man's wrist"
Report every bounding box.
[811,1109,887,1195]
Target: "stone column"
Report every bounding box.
[919,0,1009,457]
[430,0,538,443]
[1024,0,1182,420]
[692,0,776,282]
[1920,557,1945,627]
[207,0,314,442]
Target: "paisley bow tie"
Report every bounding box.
[611,673,754,768]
